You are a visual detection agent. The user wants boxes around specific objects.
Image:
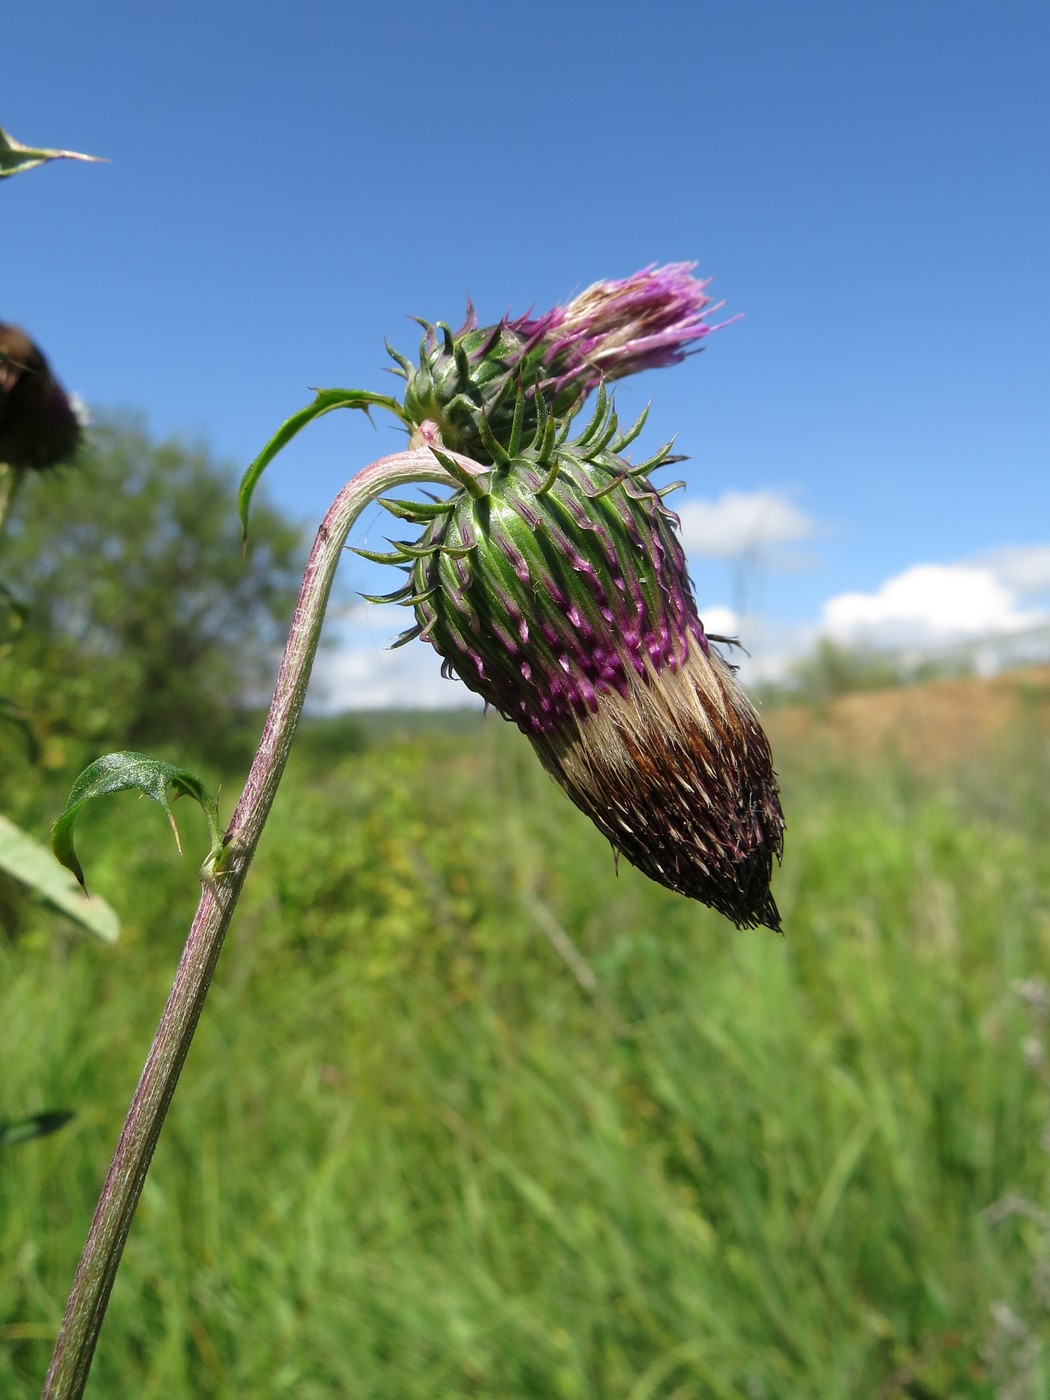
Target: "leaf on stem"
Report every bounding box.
[239,389,407,542]
[0,125,106,177]
[50,751,224,891]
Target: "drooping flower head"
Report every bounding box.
[0,323,82,471]
[391,263,728,463]
[368,261,784,929]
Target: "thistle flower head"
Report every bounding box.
[0,323,82,470]
[391,263,725,463]
[367,385,783,930]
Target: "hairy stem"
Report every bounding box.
[42,446,480,1400]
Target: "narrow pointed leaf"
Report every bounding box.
[239,389,407,540]
[51,752,223,891]
[0,814,119,942]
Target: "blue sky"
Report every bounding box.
[7,0,1049,706]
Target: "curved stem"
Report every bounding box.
[42,446,480,1400]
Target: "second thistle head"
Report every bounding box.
[0,323,82,471]
[390,263,726,464]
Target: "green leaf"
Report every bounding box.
[0,813,119,942]
[0,125,105,178]
[50,751,223,891]
[0,1110,75,1148]
[239,389,407,541]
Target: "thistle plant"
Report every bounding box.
[43,263,783,1397]
[372,264,780,928]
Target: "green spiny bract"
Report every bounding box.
[390,316,582,464]
[365,389,784,930]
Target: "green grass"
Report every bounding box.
[3,711,1049,1397]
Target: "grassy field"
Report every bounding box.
[3,673,1050,1398]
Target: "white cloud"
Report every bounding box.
[697,611,820,686]
[309,529,1050,712]
[822,562,1047,648]
[676,490,817,560]
[309,605,483,713]
[695,603,740,639]
[974,544,1050,598]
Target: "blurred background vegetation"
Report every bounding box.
[2,422,1049,1398]
[0,416,305,775]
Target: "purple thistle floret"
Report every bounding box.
[525,261,728,393]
